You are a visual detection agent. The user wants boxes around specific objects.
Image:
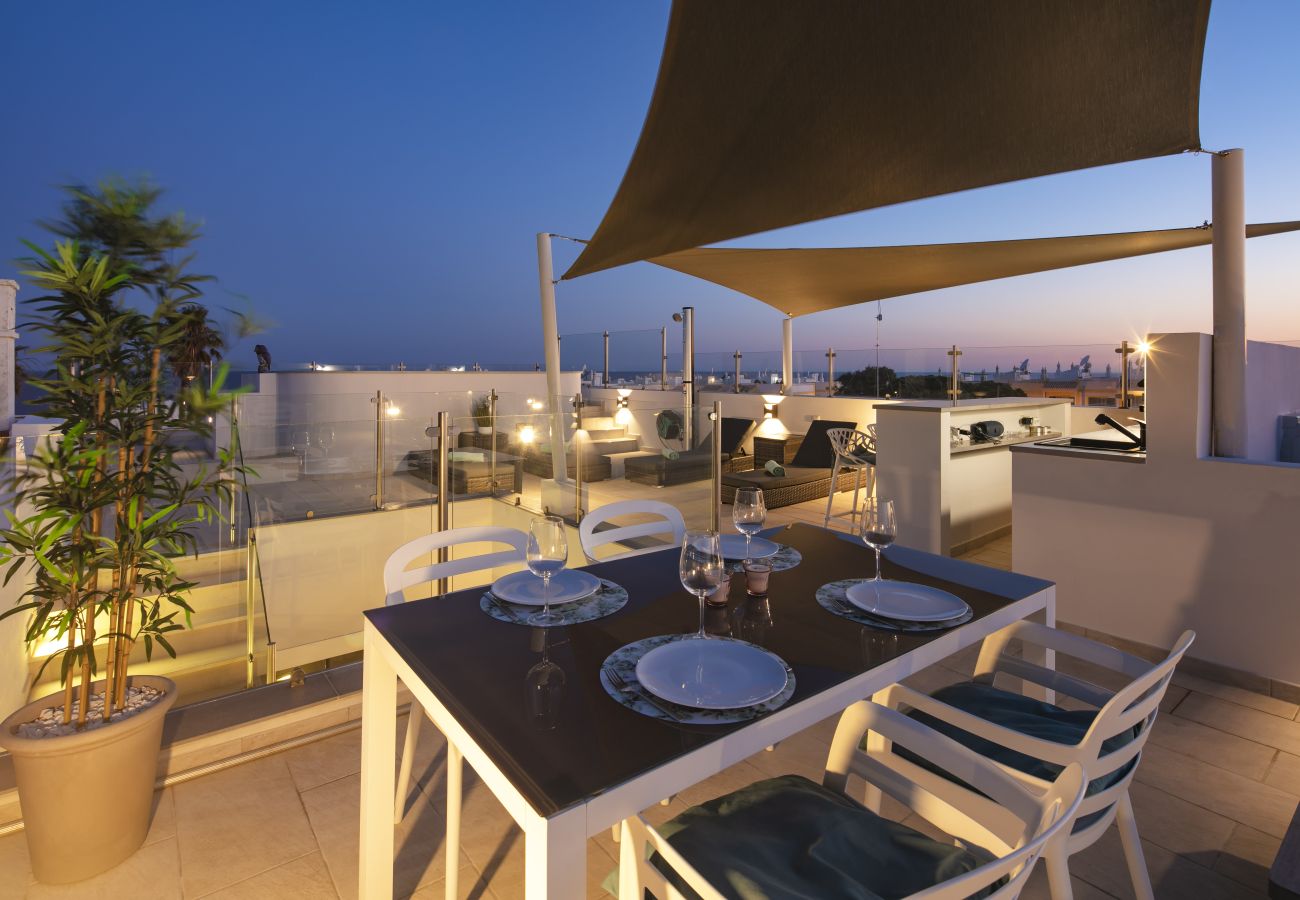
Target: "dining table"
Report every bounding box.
[357,521,1056,899]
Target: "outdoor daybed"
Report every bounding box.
[624,416,757,487]
[721,419,861,508]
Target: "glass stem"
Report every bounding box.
[874,548,882,582]
[698,593,706,639]
[543,573,551,617]
[745,533,751,564]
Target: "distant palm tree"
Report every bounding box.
[166,303,225,386]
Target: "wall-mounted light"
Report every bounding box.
[384,402,401,418]
[614,388,632,425]
[759,394,788,436]
[517,424,536,444]
[527,397,544,411]
[761,394,784,419]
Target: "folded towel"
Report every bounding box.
[662,449,680,460]
[765,460,786,477]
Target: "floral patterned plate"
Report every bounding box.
[479,579,628,626]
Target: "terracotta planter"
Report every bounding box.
[0,675,177,884]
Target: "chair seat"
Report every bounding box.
[624,774,999,900]
[899,682,1139,831]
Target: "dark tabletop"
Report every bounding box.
[364,522,1051,819]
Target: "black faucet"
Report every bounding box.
[1094,413,1146,450]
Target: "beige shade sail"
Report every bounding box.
[648,222,1300,318]
[566,0,1211,280]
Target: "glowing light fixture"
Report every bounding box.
[1136,339,1152,356]
[761,394,784,419]
[614,388,633,425]
[518,424,536,444]
[385,402,401,418]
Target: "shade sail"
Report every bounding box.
[566,0,1211,280]
[647,222,1300,317]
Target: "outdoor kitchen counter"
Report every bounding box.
[875,398,1072,556]
[1011,428,1147,464]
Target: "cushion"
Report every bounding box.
[790,420,856,468]
[724,467,833,489]
[898,681,1140,832]
[608,775,999,900]
[718,417,757,455]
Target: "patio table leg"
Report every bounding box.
[524,805,587,899]
[360,623,398,899]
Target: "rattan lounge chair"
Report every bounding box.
[721,419,862,508]
[624,417,757,486]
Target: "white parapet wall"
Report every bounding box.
[1013,333,1300,687]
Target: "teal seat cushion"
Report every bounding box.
[608,774,1000,900]
[898,681,1139,831]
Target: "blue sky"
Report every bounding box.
[2,1,1297,369]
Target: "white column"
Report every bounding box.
[1212,150,1247,458]
[781,315,793,393]
[0,280,16,432]
[536,233,568,483]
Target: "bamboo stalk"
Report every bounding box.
[62,623,75,726]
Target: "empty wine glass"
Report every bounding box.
[732,486,766,562]
[525,629,566,731]
[526,515,568,627]
[859,498,897,583]
[680,531,724,639]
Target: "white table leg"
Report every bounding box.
[1022,588,1057,703]
[524,805,587,900]
[359,623,397,900]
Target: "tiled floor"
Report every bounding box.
[1,525,1293,898]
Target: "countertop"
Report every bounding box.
[1010,428,1147,464]
[884,397,1073,413]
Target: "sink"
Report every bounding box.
[1037,437,1145,454]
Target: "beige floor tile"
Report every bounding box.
[1160,685,1190,715]
[0,832,31,900]
[198,851,337,899]
[300,773,468,900]
[1176,693,1300,757]
[282,725,364,794]
[1147,711,1277,780]
[1069,828,1261,900]
[479,836,616,900]
[173,755,319,898]
[744,729,833,782]
[1213,824,1280,893]
[26,836,182,900]
[1128,781,1235,858]
[1264,751,1300,795]
[1172,672,1300,720]
[672,759,767,809]
[145,789,178,848]
[1011,865,1116,900]
[406,864,489,900]
[1135,744,1298,839]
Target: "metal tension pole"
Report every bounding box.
[733,350,742,393]
[948,345,962,405]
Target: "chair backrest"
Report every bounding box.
[974,621,1195,838]
[826,427,875,462]
[382,526,528,605]
[579,500,685,563]
[790,419,856,468]
[825,702,1086,900]
[620,701,1085,900]
[710,417,757,455]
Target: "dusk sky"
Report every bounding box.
[3,1,1298,370]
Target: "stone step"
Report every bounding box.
[589,437,640,456]
[582,416,618,432]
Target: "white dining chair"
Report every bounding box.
[382,526,528,900]
[823,425,876,529]
[579,499,686,563]
[873,622,1195,900]
[618,700,1085,899]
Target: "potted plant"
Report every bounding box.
[0,181,242,883]
[472,394,493,435]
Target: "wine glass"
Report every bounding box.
[680,532,724,639]
[732,486,767,562]
[859,498,896,583]
[525,629,566,731]
[526,515,568,627]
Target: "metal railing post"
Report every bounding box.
[437,411,450,595]
[488,388,498,491]
[373,390,384,509]
[245,528,257,689]
[573,394,584,521]
[826,347,836,395]
[733,350,742,393]
[660,327,668,390]
[602,331,610,386]
[710,400,723,533]
[1115,339,1132,408]
[947,346,962,405]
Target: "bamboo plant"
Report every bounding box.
[0,231,243,728]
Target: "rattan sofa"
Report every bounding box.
[721,419,861,508]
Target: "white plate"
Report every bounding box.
[636,639,788,710]
[845,580,969,622]
[491,569,601,607]
[718,534,779,560]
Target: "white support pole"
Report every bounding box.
[681,306,695,448]
[781,315,793,393]
[0,280,16,433]
[1212,150,1247,458]
[536,234,569,484]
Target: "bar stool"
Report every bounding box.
[824,426,876,528]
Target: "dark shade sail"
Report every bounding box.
[648,222,1300,317]
[566,0,1211,280]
